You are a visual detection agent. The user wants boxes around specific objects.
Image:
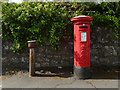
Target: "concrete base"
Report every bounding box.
[74,66,91,79]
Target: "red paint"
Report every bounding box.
[71,15,93,68]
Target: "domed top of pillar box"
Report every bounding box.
[71,15,93,22]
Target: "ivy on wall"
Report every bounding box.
[2,2,120,52]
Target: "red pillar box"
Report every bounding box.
[71,15,93,79]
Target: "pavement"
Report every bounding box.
[0,79,1,90]
[1,72,119,89]
[0,67,2,90]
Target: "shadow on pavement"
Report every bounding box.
[35,66,73,78]
[33,66,119,79]
[91,66,119,79]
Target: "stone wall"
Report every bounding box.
[90,27,119,67]
[2,27,119,74]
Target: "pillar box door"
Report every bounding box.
[71,15,93,79]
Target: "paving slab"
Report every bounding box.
[2,72,119,88]
[56,79,94,88]
[85,79,118,88]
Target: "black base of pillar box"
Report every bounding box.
[74,66,92,79]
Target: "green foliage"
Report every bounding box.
[2,2,119,52]
[83,2,120,40]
